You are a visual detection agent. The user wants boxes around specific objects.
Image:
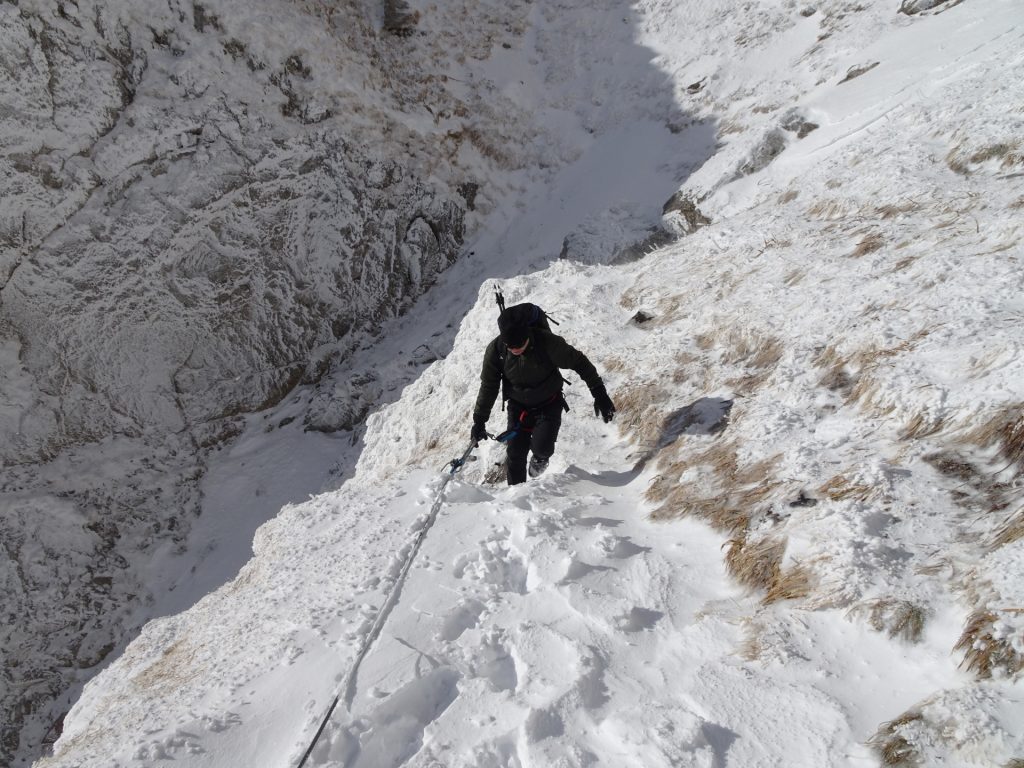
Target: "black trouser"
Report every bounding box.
[505,397,564,485]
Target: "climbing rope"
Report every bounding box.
[295,440,477,768]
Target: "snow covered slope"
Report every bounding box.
[24,0,1024,766]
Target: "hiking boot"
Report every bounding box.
[528,456,549,479]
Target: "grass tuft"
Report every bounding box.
[807,198,855,220]
[819,473,874,502]
[954,610,1024,679]
[868,711,924,767]
[947,139,1023,175]
[766,562,813,603]
[900,412,944,440]
[962,404,1024,472]
[725,533,783,592]
[646,443,780,537]
[738,621,763,661]
[851,231,885,258]
[724,533,811,603]
[875,200,921,219]
[991,506,1024,549]
[615,382,670,455]
[852,598,927,643]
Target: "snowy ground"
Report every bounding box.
[33,0,1024,766]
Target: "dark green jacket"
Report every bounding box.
[473,329,604,421]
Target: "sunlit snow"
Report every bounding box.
[4,0,1023,766]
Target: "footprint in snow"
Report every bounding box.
[468,628,518,693]
[453,532,528,594]
[597,534,651,560]
[558,556,613,584]
[617,606,664,632]
[445,482,495,504]
[438,598,487,642]
[325,667,460,768]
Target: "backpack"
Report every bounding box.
[498,303,554,335]
[493,302,569,405]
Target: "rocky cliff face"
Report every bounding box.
[0,0,536,761]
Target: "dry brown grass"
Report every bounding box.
[847,378,896,417]
[814,344,843,370]
[755,236,793,255]
[725,533,784,591]
[818,363,855,395]
[615,381,670,452]
[968,347,1017,379]
[725,369,772,395]
[718,118,746,135]
[602,356,629,373]
[652,293,692,325]
[131,638,199,694]
[766,562,814,603]
[991,506,1024,549]
[807,198,856,220]
[1010,196,1024,210]
[674,350,700,367]
[748,337,785,370]
[778,189,800,204]
[851,231,885,258]
[821,331,934,414]
[646,442,781,538]
[947,140,1023,175]
[891,255,918,272]
[875,200,921,219]
[868,710,924,767]
[921,445,1017,525]
[618,288,640,311]
[954,610,1024,679]
[899,412,945,440]
[819,473,875,502]
[694,331,715,350]
[961,404,1024,472]
[672,351,702,385]
[724,533,812,603]
[915,556,953,577]
[650,487,752,533]
[852,598,927,643]
[738,619,764,661]
[701,328,784,396]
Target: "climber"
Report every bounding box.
[470,303,616,485]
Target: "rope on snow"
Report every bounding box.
[295,440,477,768]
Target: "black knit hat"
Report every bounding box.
[498,310,529,348]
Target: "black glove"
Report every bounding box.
[470,415,489,444]
[593,387,616,423]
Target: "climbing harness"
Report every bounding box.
[294,440,476,768]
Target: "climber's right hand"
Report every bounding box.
[470,417,489,445]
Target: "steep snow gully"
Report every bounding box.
[16,0,1024,766]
